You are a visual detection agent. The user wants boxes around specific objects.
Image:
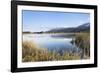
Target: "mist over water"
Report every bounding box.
[23,34,81,54]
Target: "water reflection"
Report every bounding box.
[23,34,81,54]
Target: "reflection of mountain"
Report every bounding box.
[46,23,90,33]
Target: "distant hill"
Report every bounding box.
[78,23,90,28]
[23,31,31,34]
[46,23,90,33]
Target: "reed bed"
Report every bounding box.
[72,33,90,58]
[22,41,80,62]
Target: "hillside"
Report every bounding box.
[46,23,90,33]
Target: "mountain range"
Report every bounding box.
[45,23,90,33]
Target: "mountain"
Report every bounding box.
[77,23,90,28]
[46,23,90,33]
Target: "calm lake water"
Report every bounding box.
[23,34,81,54]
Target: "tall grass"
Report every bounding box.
[22,41,80,62]
[74,33,90,59]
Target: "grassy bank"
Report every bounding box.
[22,41,80,62]
[73,33,90,58]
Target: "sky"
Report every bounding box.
[22,10,90,32]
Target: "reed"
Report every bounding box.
[22,41,81,62]
[74,33,90,58]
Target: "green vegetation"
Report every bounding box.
[22,41,80,62]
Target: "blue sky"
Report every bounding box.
[22,10,90,32]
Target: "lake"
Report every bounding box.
[23,34,81,54]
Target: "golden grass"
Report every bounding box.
[74,32,90,58]
[22,41,80,62]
